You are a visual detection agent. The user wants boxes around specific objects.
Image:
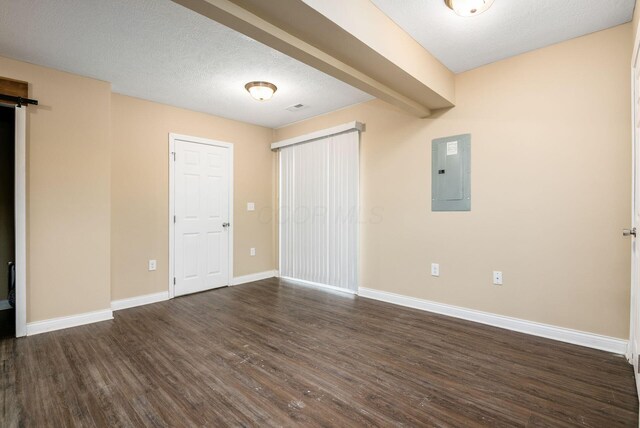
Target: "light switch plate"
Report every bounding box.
[250,248,256,256]
[431,263,440,277]
[148,260,157,271]
[247,202,255,211]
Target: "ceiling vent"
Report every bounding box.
[286,103,308,112]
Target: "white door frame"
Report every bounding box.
[1,103,27,337]
[15,106,26,337]
[629,26,640,385]
[168,133,234,299]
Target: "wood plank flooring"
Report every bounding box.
[0,278,637,426]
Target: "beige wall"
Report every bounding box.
[110,94,274,301]
[1,55,275,319]
[275,24,632,339]
[0,56,112,322]
[634,0,639,43]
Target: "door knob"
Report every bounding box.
[623,227,637,237]
[222,222,230,228]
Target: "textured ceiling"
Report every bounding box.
[371,0,636,73]
[0,0,373,128]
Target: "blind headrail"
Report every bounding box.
[271,121,364,150]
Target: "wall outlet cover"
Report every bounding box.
[493,271,503,285]
[431,263,440,277]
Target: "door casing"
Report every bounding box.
[0,103,26,337]
[629,24,640,396]
[168,133,234,299]
[0,103,27,337]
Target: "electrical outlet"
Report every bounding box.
[247,202,255,211]
[250,248,256,256]
[493,271,503,285]
[431,263,440,277]
[148,260,157,271]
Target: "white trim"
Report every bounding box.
[111,291,169,311]
[630,60,636,365]
[169,135,175,298]
[355,127,360,294]
[14,106,26,337]
[231,270,277,286]
[26,309,113,336]
[631,22,640,402]
[168,133,234,299]
[228,143,235,289]
[111,272,275,313]
[281,276,357,296]
[358,288,628,355]
[270,121,364,150]
[278,148,282,279]
[634,338,640,402]
[0,300,11,311]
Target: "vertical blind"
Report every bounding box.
[279,129,359,293]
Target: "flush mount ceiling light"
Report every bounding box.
[444,0,494,17]
[245,81,277,101]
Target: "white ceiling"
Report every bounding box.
[0,0,373,128]
[371,0,636,73]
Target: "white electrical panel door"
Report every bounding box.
[432,134,471,211]
[174,140,230,296]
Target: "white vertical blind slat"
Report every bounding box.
[279,130,359,292]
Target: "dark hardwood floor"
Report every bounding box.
[0,278,637,426]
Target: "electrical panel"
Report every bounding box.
[432,134,470,211]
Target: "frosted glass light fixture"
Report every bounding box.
[444,0,494,17]
[245,81,277,101]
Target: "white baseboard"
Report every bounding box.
[232,270,277,286]
[111,291,169,311]
[111,272,275,313]
[26,308,113,336]
[632,339,640,400]
[280,276,357,296]
[0,300,12,311]
[358,287,628,355]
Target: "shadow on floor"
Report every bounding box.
[0,309,15,338]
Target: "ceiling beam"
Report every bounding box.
[173,0,456,117]
[295,0,455,107]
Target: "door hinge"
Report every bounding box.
[173,277,176,285]
[173,215,176,223]
[171,152,176,161]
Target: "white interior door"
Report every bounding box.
[174,138,231,297]
[630,48,640,381]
